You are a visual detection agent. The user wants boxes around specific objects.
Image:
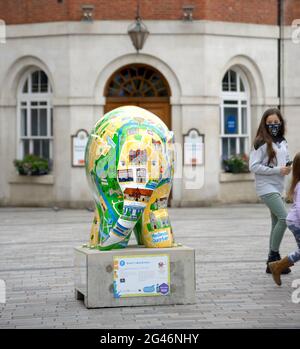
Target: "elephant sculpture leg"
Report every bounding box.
[89,208,100,247]
[141,183,174,248]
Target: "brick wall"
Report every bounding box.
[204,0,277,25]
[0,0,297,25]
[284,0,300,25]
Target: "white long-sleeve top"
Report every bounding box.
[249,138,290,196]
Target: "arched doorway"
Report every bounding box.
[104,64,171,129]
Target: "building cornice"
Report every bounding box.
[5,20,280,40]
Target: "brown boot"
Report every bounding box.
[268,256,294,286]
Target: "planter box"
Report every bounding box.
[219,172,254,183]
[9,173,54,185]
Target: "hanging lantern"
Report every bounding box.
[128,16,149,52]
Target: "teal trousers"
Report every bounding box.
[260,192,287,253]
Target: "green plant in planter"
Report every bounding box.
[223,154,249,174]
[14,154,49,176]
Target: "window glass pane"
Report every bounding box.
[224,100,238,104]
[229,138,237,156]
[42,140,50,159]
[33,139,41,156]
[31,109,38,136]
[241,108,247,134]
[39,109,47,136]
[23,139,30,157]
[145,89,155,97]
[31,71,39,93]
[158,89,168,97]
[222,71,229,91]
[129,67,137,77]
[224,107,238,134]
[229,70,237,91]
[131,79,140,93]
[31,101,38,106]
[222,138,229,160]
[150,74,160,85]
[144,69,153,80]
[50,109,53,136]
[240,78,245,92]
[40,71,48,92]
[22,79,28,93]
[241,100,247,105]
[21,109,27,136]
[110,81,121,91]
[138,67,145,76]
[141,81,151,93]
[240,137,246,155]
[114,74,123,85]
[121,68,129,79]
[123,82,133,94]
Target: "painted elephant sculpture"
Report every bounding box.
[85,106,175,250]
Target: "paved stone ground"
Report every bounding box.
[0,204,299,329]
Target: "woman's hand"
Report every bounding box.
[280,166,292,176]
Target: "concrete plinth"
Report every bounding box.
[74,245,196,308]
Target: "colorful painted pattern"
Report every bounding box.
[85,106,175,250]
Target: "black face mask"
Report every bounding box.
[267,123,281,137]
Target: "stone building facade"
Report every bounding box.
[0,0,299,207]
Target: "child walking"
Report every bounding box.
[269,152,300,285]
[249,108,292,274]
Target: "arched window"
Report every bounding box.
[220,68,250,162]
[105,65,170,98]
[104,64,171,129]
[18,69,53,162]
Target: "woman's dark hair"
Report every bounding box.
[287,152,300,202]
[253,108,286,165]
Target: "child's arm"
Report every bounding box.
[295,185,300,223]
[249,147,281,175]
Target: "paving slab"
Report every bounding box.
[0,205,299,328]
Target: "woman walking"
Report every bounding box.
[269,153,300,285]
[249,108,292,274]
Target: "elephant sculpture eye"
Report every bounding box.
[85,106,175,250]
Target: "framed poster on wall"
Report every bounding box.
[71,129,89,167]
[183,129,204,166]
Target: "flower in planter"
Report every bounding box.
[14,154,49,176]
[223,154,249,174]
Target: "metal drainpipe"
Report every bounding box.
[278,0,284,111]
